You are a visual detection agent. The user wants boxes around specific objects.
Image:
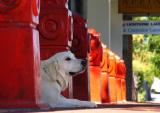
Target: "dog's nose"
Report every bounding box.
[81,60,87,67]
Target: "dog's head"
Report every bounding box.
[41,51,87,90]
[49,51,87,76]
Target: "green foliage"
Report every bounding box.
[148,34,160,75]
[151,54,160,69]
[133,17,148,21]
[133,16,160,21]
[132,34,160,101]
[148,17,160,21]
[138,91,146,102]
[148,35,160,53]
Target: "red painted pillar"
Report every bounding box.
[107,50,117,103]
[88,29,103,103]
[38,0,72,60]
[38,0,72,98]
[115,55,122,102]
[71,13,89,100]
[119,59,127,102]
[100,45,110,103]
[0,0,41,108]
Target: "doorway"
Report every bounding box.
[123,15,160,103]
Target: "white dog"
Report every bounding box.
[40,51,97,108]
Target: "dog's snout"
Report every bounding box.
[81,60,87,67]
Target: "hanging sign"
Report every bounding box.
[123,21,160,34]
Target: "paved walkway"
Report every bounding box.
[0,102,160,113]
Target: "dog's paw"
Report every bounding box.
[81,101,97,108]
[89,102,97,108]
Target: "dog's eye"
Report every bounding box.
[65,57,71,61]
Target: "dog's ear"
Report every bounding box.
[42,61,59,81]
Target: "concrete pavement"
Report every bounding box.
[0,102,160,113]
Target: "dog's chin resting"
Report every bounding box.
[40,51,97,108]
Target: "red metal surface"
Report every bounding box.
[116,59,126,102]
[71,13,89,58]
[0,0,40,108]
[67,12,73,43]
[101,46,108,72]
[101,72,109,103]
[89,66,101,103]
[38,9,72,47]
[116,77,122,102]
[107,50,116,77]
[101,45,110,103]
[89,32,103,66]
[0,0,40,24]
[115,55,122,102]
[0,27,40,108]
[40,0,68,9]
[118,59,126,79]
[106,50,117,103]
[71,14,89,101]
[38,0,72,47]
[72,70,89,100]
[119,60,126,101]
[88,29,103,103]
[108,77,117,103]
[121,78,126,101]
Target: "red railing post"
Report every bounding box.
[0,0,41,108]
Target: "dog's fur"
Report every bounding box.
[40,51,97,108]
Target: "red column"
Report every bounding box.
[0,0,41,108]
[38,0,72,60]
[119,59,127,102]
[88,29,103,103]
[107,50,117,103]
[115,57,127,103]
[115,55,122,102]
[100,45,110,103]
[71,13,89,100]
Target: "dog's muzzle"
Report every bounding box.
[69,59,87,76]
[81,59,87,67]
